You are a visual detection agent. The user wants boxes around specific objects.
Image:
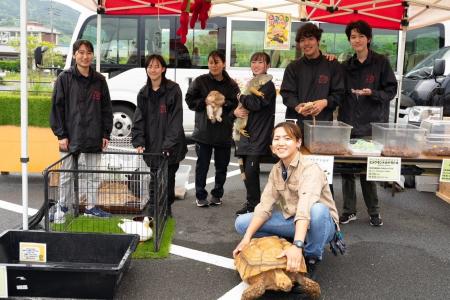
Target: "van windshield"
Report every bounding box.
[405,47,450,79]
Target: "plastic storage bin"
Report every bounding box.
[422,134,450,156]
[175,164,191,199]
[303,120,352,155]
[0,230,138,299]
[415,175,439,192]
[372,123,426,157]
[420,119,450,135]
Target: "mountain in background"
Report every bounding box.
[0,0,80,45]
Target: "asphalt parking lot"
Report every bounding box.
[1,145,449,299]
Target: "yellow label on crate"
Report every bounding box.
[366,157,401,182]
[0,266,7,298]
[19,242,47,263]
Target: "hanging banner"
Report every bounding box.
[264,13,291,50]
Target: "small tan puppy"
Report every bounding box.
[206,90,226,123]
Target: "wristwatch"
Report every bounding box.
[293,240,305,249]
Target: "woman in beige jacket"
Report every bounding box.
[233,122,345,279]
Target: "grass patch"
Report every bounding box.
[0,93,51,127]
[52,215,175,259]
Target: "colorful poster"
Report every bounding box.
[264,13,291,50]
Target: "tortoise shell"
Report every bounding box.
[235,236,307,281]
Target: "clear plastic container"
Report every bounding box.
[372,123,426,157]
[420,120,450,135]
[422,134,450,156]
[303,120,352,155]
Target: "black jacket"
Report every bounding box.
[339,50,398,137]
[50,66,113,153]
[131,79,187,166]
[185,71,240,147]
[280,54,344,128]
[234,80,276,156]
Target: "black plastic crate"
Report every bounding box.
[0,230,139,299]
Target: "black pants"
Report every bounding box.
[148,163,179,210]
[341,173,379,216]
[240,155,262,210]
[195,142,231,200]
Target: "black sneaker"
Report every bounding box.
[306,257,320,281]
[370,214,383,226]
[209,196,222,206]
[196,198,209,207]
[339,213,357,224]
[235,204,254,216]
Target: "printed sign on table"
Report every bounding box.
[19,242,47,263]
[439,159,450,182]
[303,155,334,184]
[264,13,291,50]
[366,157,401,182]
[0,266,7,298]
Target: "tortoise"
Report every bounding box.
[235,236,321,300]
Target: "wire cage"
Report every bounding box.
[43,151,168,251]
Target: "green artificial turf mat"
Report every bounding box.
[52,215,175,259]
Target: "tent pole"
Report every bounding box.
[96,13,101,72]
[20,0,29,230]
[395,27,407,123]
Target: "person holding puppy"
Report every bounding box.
[185,50,240,207]
[280,23,344,129]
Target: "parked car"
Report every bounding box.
[401,46,450,110]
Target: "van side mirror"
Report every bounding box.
[34,46,48,68]
[433,59,445,77]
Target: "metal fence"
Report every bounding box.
[43,151,169,251]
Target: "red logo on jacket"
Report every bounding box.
[366,74,375,83]
[318,74,329,84]
[91,90,101,101]
[160,104,167,114]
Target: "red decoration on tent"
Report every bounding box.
[176,0,191,44]
[190,0,211,29]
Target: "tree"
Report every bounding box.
[9,35,64,69]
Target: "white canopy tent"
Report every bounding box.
[19,0,450,228]
[69,0,450,29]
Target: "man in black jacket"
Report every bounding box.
[338,20,397,227]
[50,39,113,220]
[280,23,344,128]
[185,50,240,207]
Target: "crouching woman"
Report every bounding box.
[233,122,344,278]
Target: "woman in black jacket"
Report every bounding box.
[185,50,240,207]
[132,54,187,217]
[234,52,276,215]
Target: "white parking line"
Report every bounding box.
[185,169,241,190]
[184,156,240,167]
[170,244,235,270]
[0,200,38,215]
[217,282,248,300]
